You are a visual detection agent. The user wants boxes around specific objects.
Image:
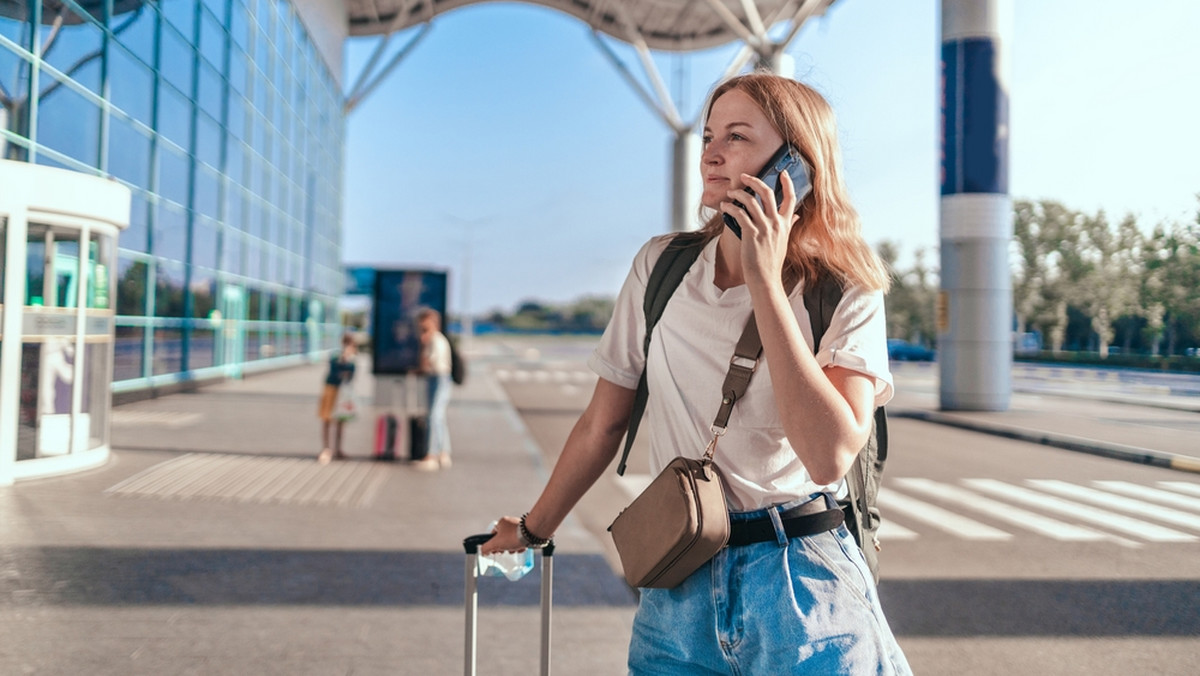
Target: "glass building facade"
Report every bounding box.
[0,0,345,392]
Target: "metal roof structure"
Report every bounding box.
[345,0,838,52]
[343,0,840,116]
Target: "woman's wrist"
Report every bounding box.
[517,513,552,549]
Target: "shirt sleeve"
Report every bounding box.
[811,285,894,407]
[587,236,672,390]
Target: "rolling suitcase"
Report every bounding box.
[409,415,429,461]
[374,414,398,460]
[463,534,554,676]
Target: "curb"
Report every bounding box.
[890,409,1200,475]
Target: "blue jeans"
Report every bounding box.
[628,497,911,675]
[426,374,452,457]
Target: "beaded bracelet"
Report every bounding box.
[518,513,551,549]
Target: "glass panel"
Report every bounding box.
[82,340,112,450]
[225,134,243,182]
[152,327,182,375]
[107,114,152,190]
[16,342,38,459]
[121,192,150,253]
[0,48,31,151]
[36,72,101,167]
[116,256,148,316]
[114,325,144,380]
[199,9,224,70]
[191,216,217,267]
[194,163,219,220]
[159,26,194,93]
[244,327,259,361]
[228,93,246,141]
[24,224,45,305]
[156,143,190,207]
[190,327,214,368]
[86,232,113,309]
[156,82,192,151]
[222,228,242,273]
[230,1,247,51]
[161,0,196,42]
[53,236,80,308]
[224,184,243,231]
[245,239,259,278]
[190,265,216,317]
[195,112,221,169]
[246,287,259,318]
[154,259,185,317]
[0,0,31,49]
[0,217,6,304]
[39,1,103,92]
[197,61,223,121]
[201,0,226,23]
[108,44,154,123]
[228,46,246,96]
[111,2,156,65]
[153,202,187,261]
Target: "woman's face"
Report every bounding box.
[700,88,786,212]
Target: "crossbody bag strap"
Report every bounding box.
[702,313,762,462]
[713,314,762,431]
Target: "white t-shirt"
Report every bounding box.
[588,234,894,511]
[425,332,452,376]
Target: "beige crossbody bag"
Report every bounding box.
[607,314,763,589]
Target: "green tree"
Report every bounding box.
[1143,213,1200,355]
[878,241,937,346]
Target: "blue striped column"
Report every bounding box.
[939,0,1012,411]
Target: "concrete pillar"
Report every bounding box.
[670,131,701,232]
[938,0,1012,411]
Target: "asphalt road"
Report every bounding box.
[483,335,1200,676]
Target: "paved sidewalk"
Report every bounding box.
[1,352,637,675]
[888,362,1200,474]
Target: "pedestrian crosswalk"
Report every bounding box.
[494,367,597,385]
[614,476,1200,547]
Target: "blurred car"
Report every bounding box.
[887,338,936,361]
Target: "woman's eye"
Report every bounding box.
[730,133,745,141]
[701,135,713,145]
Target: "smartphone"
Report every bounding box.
[723,144,812,239]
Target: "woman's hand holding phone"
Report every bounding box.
[726,169,799,288]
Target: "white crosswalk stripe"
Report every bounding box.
[891,478,1120,544]
[964,479,1197,543]
[876,519,919,540]
[1160,481,1200,498]
[1027,479,1200,532]
[1093,481,1200,512]
[877,489,1012,540]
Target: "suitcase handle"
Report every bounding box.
[463,532,555,556]
[464,533,555,676]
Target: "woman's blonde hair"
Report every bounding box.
[698,73,890,292]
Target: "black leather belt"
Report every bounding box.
[726,496,845,548]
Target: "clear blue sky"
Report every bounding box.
[342,0,1200,316]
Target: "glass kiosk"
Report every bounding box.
[0,160,130,485]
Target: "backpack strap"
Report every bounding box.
[805,273,886,566]
[616,232,707,476]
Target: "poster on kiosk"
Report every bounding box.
[370,269,447,375]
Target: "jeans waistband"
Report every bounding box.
[726,494,843,547]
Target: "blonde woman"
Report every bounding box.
[484,73,910,674]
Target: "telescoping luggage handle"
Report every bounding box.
[463,533,555,676]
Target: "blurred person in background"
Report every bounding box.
[414,307,453,470]
[317,333,357,464]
